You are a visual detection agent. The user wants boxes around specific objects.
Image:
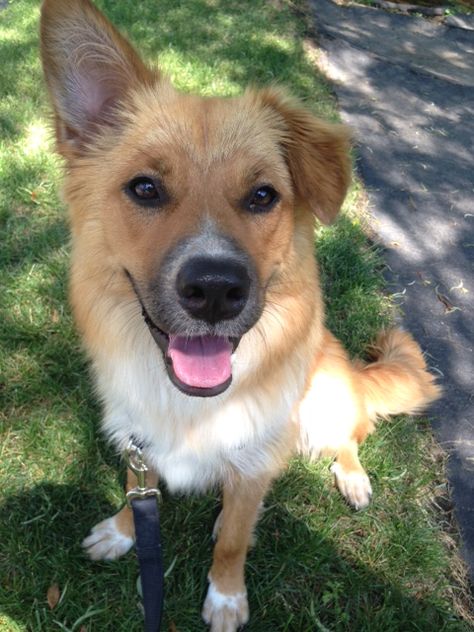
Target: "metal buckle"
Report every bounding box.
[124,439,161,507]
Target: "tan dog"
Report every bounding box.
[40,1,440,629]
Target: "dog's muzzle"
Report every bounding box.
[126,234,262,398]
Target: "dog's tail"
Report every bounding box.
[356,328,441,421]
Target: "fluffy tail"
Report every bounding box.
[356,329,441,421]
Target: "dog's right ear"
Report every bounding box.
[40,0,157,157]
[256,88,351,225]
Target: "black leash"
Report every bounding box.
[131,497,164,632]
[125,440,164,632]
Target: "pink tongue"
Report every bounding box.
[168,335,232,389]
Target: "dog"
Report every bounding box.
[40,0,441,629]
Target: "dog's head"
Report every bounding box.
[41,0,351,397]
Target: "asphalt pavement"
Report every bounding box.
[309,0,474,580]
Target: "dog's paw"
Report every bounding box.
[82,515,134,561]
[330,462,372,510]
[202,581,249,632]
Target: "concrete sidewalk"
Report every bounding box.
[309,0,474,579]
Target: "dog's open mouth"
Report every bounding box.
[126,272,238,397]
[145,315,238,397]
[167,334,235,394]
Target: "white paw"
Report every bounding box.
[82,515,134,561]
[331,462,373,510]
[202,581,249,631]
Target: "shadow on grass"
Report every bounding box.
[0,477,467,632]
[306,0,474,579]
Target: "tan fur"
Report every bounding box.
[41,2,440,629]
[356,328,441,420]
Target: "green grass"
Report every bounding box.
[0,0,472,630]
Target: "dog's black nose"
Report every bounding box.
[176,257,250,323]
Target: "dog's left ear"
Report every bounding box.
[257,88,352,225]
[40,0,158,157]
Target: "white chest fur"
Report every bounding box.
[93,330,306,493]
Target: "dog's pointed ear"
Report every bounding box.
[40,0,157,156]
[257,88,352,224]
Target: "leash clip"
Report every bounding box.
[124,439,161,506]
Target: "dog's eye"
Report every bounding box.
[247,185,279,213]
[126,176,167,208]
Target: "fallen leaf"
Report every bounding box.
[416,271,431,286]
[47,583,60,610]
[450,280,468,294]
[435,287,461,314]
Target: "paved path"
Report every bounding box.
[310,0,474,579]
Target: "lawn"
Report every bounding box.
[0,0,472,630]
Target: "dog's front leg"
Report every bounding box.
[82,467,159,560]
[202,474,271,631]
